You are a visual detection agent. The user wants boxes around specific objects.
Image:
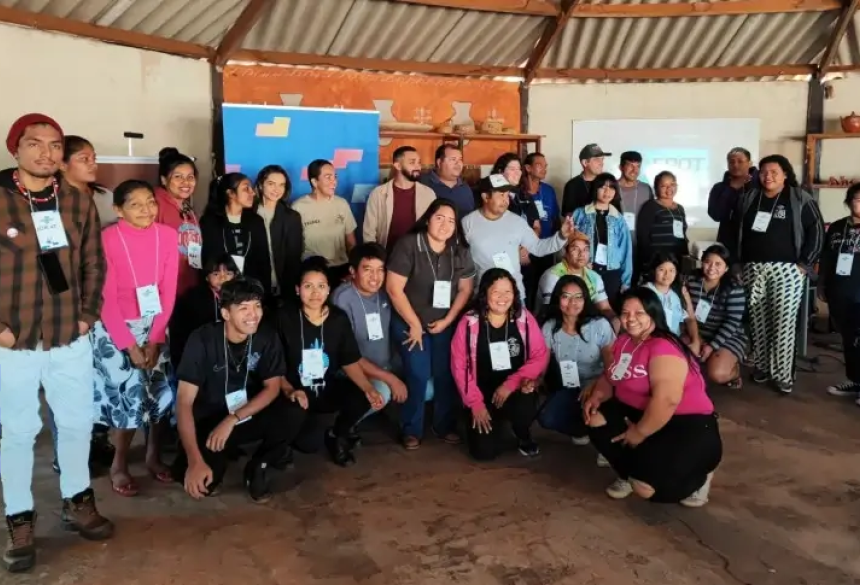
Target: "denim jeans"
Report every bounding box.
[537,387,587,438]
[359,378,435,423]
[391,314,460,438]
[0,336,94,515]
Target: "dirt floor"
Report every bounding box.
[3,329,860,585]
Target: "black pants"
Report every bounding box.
[465,390,537,462]
[594,265,623,310]
[827,295,860,383]
[526,254,555,305]
[588,398,722,503]
[171,395,297,488]
[287,379,371,452]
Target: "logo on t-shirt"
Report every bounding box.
[248,352,260,371]
[335,214,345,225]
[774,205,786,220]
[508,338,521,358]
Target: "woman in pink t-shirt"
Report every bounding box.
[582,287,722,507]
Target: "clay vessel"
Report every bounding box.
[841,112,860,133]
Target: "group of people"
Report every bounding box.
[0,110,854,575]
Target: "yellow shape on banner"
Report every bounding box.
[255,117,291,138]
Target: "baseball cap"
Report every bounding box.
[477,173,515,194]
[579,144,611,160]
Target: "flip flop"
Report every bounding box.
[149,469,173,484]
[111,479,139,497]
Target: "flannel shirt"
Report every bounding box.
[0,174,105,350]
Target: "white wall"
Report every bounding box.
[528,81,809,240]
[818,75,860,222]
[0,24,213,208]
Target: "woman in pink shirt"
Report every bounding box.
[93,180,180,497]
[582,287,722,507]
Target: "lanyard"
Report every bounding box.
[13,170,59,206]
[698,279,719,303]
[837,220,860,254]
[212,290,221,322]
[352,285,380,316]
[553,327,581,362]
[222,327,252,396]
[755,191,781,219]
[486,317,509,346]
[421,234,454,281]
[616,335,644,357]
[299,309,325,349]
[223,226,251,259]
[116,223,160,289]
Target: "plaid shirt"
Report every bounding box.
[0,175,105,350]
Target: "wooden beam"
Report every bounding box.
[230,49,522,77]
[213,0,271,66]
[211,64,226,178]
[0,5,212,59]
[534,64,822,80]
[572,0,840,17]
[391,0,557,16]
[818,0,860,73]
[523,0,579,85]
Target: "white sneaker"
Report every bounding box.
[680,473,714,508]
[606,478,633,499]
[596,453,610,468]
[828,380,860,397]
[571,435,590,446]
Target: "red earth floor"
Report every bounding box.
[3,334,860,585]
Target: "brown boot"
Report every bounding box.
[4,511,36,573]
[61,488,114,541]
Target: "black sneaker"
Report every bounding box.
[3,511,36,573]
[324,429,356,467]
[751,370,770,384]
[827,380,860,397]
[346,431,362,450]
[517,439,541,458]
[243,461,272,504]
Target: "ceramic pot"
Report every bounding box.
[841,112,860,133]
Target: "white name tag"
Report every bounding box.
[694,300,711,323]
[672,219,684,239]
[492,252,514,274]
[32,210,69,251]
[611,353,633,381]
[595,243,608,266]
[365,312,384,340]
[225,389,250,424]
[432,280,452,309]
[302,348,325,380]
[560,360,581,388]
[136,284,163,317]
[752,211,771,233]
[534,200,548,220]
[187,242,202,269]
[489,340,512,371]
[623,212,636,231]
[231,254,246,274]
[836,253,854,276]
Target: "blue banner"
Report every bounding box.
[222,104,380,234]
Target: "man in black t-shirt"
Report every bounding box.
[172,278,301,503]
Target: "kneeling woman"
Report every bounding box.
[276,258,385,467]
[451,269,549,461]
[582,287,722,507]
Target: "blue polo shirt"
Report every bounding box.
[420,171,475,215]
[532,182,559,238]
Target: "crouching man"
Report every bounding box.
[172,278,300,503]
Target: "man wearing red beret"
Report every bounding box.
[0,114,113,573]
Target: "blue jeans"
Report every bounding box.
[0,337,94,514]
[391,314,459,438]
[537,387,587,438]
[359,378,435,423]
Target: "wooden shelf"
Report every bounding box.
[379,130,542,156]
[809,183,858,189]
[806,132,860,140]
[804,132,860,190]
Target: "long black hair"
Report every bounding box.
[491,152,527,192]
[653,170,677,197]
[254,164,292,209]
[471,268,523,321]
[620,287,697,365]
[408,197,469,249]
[62,135,105,193]
[645,251,683,296]
[544,275,605,342]
[693,243,735,294]
[589,172,620,204]
[205,172,250,218]
[759,154,799,188]
[158,147,198,183]
[295,255,332,306]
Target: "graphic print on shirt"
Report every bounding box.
[607,354,648,380]
[248,351,261,372]
[299,338,330,391]
[774,205,786,220]
[508,337,521,358]
[177,222,202,258]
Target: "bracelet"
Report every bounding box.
[231,412,242,423]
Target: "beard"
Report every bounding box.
[403,169,422,182]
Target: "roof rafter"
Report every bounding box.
[818,0,860,73]
[390,0,557,16]
[523,0,579,84]
[213,0,272,66]
[534,64,824,80]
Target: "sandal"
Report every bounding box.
[726,377,743,389]
[149,469,174,483]
[403,436,421,450]
[110,471,139,497]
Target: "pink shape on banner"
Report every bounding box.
[226,164,242,173]
[299,149,364,181]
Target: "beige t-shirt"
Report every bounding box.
[292,194,357,266]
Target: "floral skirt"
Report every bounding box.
[92,319,174,430]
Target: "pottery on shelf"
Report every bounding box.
[841,112,860,133]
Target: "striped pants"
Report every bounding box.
[743,262,805,386]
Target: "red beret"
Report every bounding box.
[6,113,64,155]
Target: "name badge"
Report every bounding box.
[611,353,633,381]
[534,200,548,220]
[623,212,636,231]
[752,211,771,233]
[492,252,514,274]
[432,280,452,309]
[32,210,69,251]
[136,284,163,317]
[836,253,854,276]
[187,242,203,269]
[672,219,684,239]
[489,340,512,371]
[560,360,581,388]
[365,312,384,340]
[595,243,608,266]
[225,389,251,424]
[231,254,246,274]
[302,348,325,380]
[694,300,711,323]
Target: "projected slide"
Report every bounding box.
[571,119,760,228]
